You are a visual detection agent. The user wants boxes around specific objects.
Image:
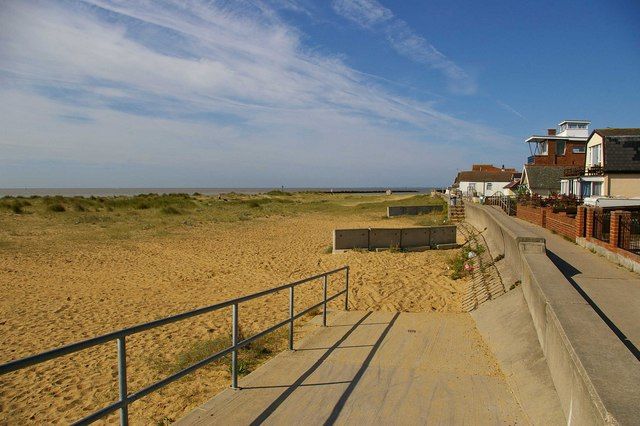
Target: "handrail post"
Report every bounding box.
[117,337,128,426]
[345,267,349,311]
[288,286,294,350]
[231,303,239,389]
[323,275,328,327]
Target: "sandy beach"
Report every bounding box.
[0,193,468,424]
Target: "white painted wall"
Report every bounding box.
[586,133,603,168]
[458,181,513,197]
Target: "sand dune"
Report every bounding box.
[0,208,467,424]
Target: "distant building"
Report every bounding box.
[525,120,590,167]
[452,164,519,197]
[563,128,640,199]
[521,120,590,197]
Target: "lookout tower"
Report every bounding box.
[557,120,591,138]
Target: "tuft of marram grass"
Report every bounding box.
[160,206,181,215]
[48,203,66,212]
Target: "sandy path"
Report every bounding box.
[0,213,467,424]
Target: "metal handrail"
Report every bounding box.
[0,265,350,425]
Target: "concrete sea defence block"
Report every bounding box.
[333,225,456,251]
[333,229,369,252]
[369,228,402,249]
[430,225,456,246]
[400,227,431,248]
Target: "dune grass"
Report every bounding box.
[151,327,289,378]
[0,192,447,245]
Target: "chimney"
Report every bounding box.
[547,128,556,136]
[501,164,505,171]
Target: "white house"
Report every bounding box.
[452,165,519,197]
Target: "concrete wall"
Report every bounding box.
[387,205,443,217]
[464,203,543,282]
[520,249,640,425]
[400,227,431,248]
[369,228,401,249]
[333,225,455,252]
[467,203,640,425]
[333,229,369,251]
[430,226,456,246]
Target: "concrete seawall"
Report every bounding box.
[465,204,640,425]
[465,203,544,285]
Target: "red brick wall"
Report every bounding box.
[516,205,544,226]
[576,206,586,238]
[545,210,576,239]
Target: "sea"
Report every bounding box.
[0,187,434,197]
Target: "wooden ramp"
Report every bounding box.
[177,311,526,425]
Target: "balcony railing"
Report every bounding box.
[585,164,604,176]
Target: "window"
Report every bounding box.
[572,146,586,154]
[486,182,493,190]
[538,141,548,155]
[581,183,591,197]
[556,140,566,155]
[467,183,476,196]
[589,144,602,165]
[560,181,568,194]
[592,182,602,196]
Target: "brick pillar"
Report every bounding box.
[610,211,622,249]
[576,206,586,238]
[585,207,595,239]
[541,207,549,228]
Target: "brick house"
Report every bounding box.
[525,120,589,167]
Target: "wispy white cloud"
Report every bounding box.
[0,0,511,187]
[496,100,525,119]
[331,0,476,95]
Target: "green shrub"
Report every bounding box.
[266,190,292,196]
[48,203,66,212]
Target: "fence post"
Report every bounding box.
[322,275,328,327]
[576,205,586,238]
[117,337,128,426]
[231,303,239,389]
[345,267,349,311]
[288,287,294,351]
[585,207,595,239]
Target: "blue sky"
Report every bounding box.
[0,0,638,188]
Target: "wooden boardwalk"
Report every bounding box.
[177,311,526,425]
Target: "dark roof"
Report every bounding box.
[454,170,515,183]
[523,165,564,191]
[503,180,520,189]
[592,129,640,173]
[594,128,640,137]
